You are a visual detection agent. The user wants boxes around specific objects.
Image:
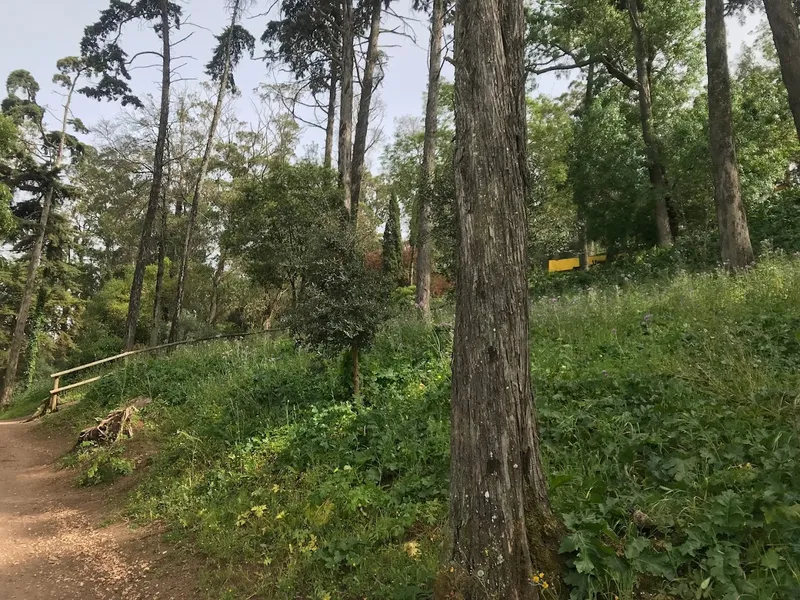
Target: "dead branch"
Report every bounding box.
[76,398,152,447]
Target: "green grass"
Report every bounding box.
[29,257,800,599]
[0,379,51,420]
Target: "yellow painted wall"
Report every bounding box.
[548,254,607,273]
[548,257,580,272]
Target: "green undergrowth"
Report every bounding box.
[51,257,800,599]
[0,379,51,420]
[61,442,136,486]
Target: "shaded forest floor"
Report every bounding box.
[0,418,204,600]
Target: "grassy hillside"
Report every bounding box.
[30,257,800,599]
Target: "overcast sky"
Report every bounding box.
[0,0,765,167]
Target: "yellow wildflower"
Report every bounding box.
[542,582,549,590]
[403,541,421,558]
[532,576,540,583]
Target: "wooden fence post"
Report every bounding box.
[49,376,60,413]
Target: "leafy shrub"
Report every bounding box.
[65,443,135,486]
[749,188,800,255]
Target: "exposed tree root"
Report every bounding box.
[76,397,152,446]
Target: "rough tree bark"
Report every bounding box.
[169,1,243,344]
[414,0,445,317]
[338,0,355,215]
[123,0,172,351]
[627,0,673,248]
[0,66,82,406]
[324,68,338,169]
[440,0,564,596]
[350,0,383,224]
[763,0,800,141]
[706,0,754,269]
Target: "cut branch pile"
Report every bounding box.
[77,397,152,446]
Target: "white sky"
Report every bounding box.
[0,1,765,168]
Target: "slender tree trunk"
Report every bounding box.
[627,0,673,248]
[706,0,755,269]
[578,224,590,270]
[175,96,187,217]
[350,0,383,225]
[0,74,80,406]
[408,244,416,286]
[123,0,172,351]
[414,0,445,317]
[577,62,595,272]
[764,0,800,140]
[208,247,227,326]
[324,68,338,170]
[441,0,564,596]
[169,3,241,344]
[24,291,46,389]
[150,191,168,347]
[338,0,355,215]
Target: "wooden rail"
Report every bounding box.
[48,331,278,412]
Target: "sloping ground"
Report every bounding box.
[5,257,800,599]
[0,419,203,600]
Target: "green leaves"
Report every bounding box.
[760,548,782,570]
[79,0,183,107]
[205,24,256,93]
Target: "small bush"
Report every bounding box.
[65,443,135,487]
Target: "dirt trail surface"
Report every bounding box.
[0,419,202,599]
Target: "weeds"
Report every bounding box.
[62,442,135,486]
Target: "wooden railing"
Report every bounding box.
[48,331,277,412]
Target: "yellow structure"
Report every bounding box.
[548,254,607,273]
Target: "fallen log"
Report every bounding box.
[77,397,152,446]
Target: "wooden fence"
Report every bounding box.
[47,331,278,412]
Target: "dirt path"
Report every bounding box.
[0,419,202,599]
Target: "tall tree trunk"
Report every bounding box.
[0,72,80,406]
[24,290,47,389]
[174,97,187,217]
[350,0,383,225]
[706,0,754,269]
[414,0,445,317]
[169,2,241,344]
[443,0,564,595]
[764,0,800,141]
[627,0,673,248]
[576,62,595,272]
[123,0,172,351]
[208,247,227,326]
[338,0,355,215]
[150,190,168,347]
[324,68,338,170]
